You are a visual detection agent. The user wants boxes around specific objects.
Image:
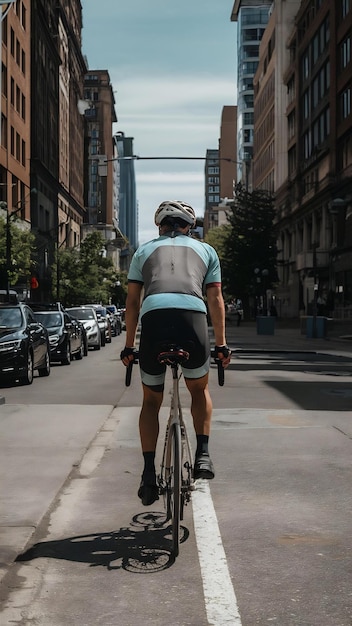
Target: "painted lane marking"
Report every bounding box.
[192,480,242,625]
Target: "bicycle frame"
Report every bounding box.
[159,362,194,505]
[158,356,194,558]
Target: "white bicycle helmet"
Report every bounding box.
[154,200,196,227]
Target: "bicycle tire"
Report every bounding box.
[167,422,181,558]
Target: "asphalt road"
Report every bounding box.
[0,329,351,626]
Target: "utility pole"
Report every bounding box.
[312,242,318,339]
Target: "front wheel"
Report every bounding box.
[167,423,181,559]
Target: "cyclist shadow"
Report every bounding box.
[16,511,189,572]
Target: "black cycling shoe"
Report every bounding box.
[193,453,215,480]
[138,474,159,506]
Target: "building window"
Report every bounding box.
[302,50,310,80]
[10,126,14,155]
[288,111,296,139]
[1,115,7,149]
[21,3,26,30]
[244,112,254,125]
[312,75,319,108]
[1,63,7,97]
[341,87,351,118]
[341,36,351,69]
[16,132,20,161]
[21,139,25,166]
[287,76,295,104]
[303,90,310,119]
[10,28,14,56]
[303,130,312,159]
[10,78,14,105]
[342,0,350,18]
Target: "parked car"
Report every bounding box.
[118,308,126,331]
[90,305,112,343]
[71,317,88,356]
[0,303,51,385]
[66,306,102,350]
[105,304,122,335]
[84,305,112,344]
[33,310,84,364]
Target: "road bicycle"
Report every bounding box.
[125,345,225,559]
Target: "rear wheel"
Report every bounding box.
[38,348,51,377]
[20,350,33,385]
[61,341,71,365]
[75,344,83,360]
[167,423,181,559]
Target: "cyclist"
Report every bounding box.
[121,200,231,506]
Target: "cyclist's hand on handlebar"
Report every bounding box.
[120,346,138,367]
[214,344,231,368]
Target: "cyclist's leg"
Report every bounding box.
[180,313,215,479]
[139,384,163,452]
[137,311,167,505]
[184,373,212,436]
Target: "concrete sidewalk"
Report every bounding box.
[221,319,352,357]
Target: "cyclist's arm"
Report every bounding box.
[206,283,231,368]
[125,281,143,348]
[206,283,226,345]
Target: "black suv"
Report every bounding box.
[0,303,51,385]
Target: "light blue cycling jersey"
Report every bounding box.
[128,233,221,317]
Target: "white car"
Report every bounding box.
[66,306,102,350]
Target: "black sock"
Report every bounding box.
[196,435,209,458]
[142,451,156,478]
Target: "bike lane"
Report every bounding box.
[1,347,352,626]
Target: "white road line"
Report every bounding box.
[192,480,242,626]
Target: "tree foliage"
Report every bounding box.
[53,231,128,306]
[221,183,278,298]
[204,224,231,260]
[0,217,35,286]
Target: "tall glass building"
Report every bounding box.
[231,1,271,188]
[114,132,138,269]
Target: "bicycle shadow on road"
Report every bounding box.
[15,512,189,573]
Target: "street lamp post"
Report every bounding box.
[254,267,269,315]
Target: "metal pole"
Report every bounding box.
[312,243,318,339]
[5,203,10,297]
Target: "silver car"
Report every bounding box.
[66,306,102,350]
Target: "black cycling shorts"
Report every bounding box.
[139,308,210,390]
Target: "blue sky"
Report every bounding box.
[81,1,237,243]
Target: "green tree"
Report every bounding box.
[204,224,230,261]
[53,231,126,306]
[0,217,35,287]
[222,183,278,299]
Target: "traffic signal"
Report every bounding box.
[30,277,39,289]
